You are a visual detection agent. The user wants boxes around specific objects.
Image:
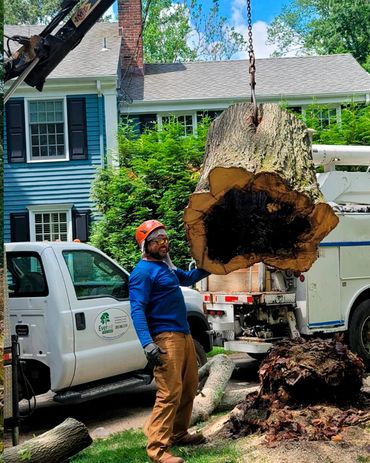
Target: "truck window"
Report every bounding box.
[62,250,129,300]
[7,252,48,297]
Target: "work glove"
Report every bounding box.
[144,342,167,367]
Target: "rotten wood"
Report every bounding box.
[216,338,369,443]
[3,418,92,463]
[184,102,339,274]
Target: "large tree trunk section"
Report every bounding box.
[3,418,92,463]
[191,354,235,425]
[184,103,339,274]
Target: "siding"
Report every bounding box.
[4,94,106,242]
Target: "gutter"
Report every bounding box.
[96,80,105,167]
[120,91,369,114]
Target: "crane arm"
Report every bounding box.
[5,0,116,101]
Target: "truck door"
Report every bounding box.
[55,248,147,387]
[306,246,343,330]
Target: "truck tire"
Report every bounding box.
[348,299,370,370]
[193,338,207,367]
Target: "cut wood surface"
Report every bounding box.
[184,103,339,274]
[3,418,92,463]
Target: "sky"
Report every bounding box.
[110,0,289,59]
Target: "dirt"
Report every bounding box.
[236,425,370,463]
[201,380,370,463]
[202,413,370,463]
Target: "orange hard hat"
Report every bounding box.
[135,220,166,247]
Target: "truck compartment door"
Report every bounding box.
[306,246,343,329]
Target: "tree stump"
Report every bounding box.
[3,418,92,463]
[184,103,339,274]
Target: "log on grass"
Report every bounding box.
[191,354,235,425]
[184,103,339,274]
[3,418,92,463]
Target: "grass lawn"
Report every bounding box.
[207,347,236,357]
[71,429,242,463]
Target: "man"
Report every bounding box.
[129,219,209,463]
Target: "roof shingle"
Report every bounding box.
[5,22,121,79]
[125,54,370,102]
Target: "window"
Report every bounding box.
[304,106,338,130]
[63,250,129,300]
[288,106,302,115]
[28,99,66,160]
[160,114,195,135]
[28,205,73,242]
[7,252,48,297]
[6,97,87,163]
[34,212,68,241]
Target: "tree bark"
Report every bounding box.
[3,418,92,463]
[191,354,235,425]
[184,103,338,274]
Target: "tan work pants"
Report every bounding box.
[145,332,198,462]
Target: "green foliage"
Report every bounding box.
[187,0,246,61]
[5,0,113,25]
[90,119,209,271]
[288,102,370,172]
[143,0,196,63]
[17,447,32,461]
[70,428,241,463]
[143,0,246,63]
[301,103,370,145]
[267,0,370,67]
[5,0,61,24]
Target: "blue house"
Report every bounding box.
[4,22,122,243]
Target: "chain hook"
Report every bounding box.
[247,0,258,124]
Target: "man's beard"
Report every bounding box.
[146,249,166,260]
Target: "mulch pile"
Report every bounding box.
[221,337,370,443]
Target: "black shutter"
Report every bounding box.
[10,212,30,242]
[72,209,91,242]
[67,98,88,160]
[6,100,26,163]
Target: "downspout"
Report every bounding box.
[96,79,105,167]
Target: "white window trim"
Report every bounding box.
[27,204,73,241]
[157,111,198,135]
[302,104,341,128]
[25,96,70,163]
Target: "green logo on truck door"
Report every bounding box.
[95,309,130,339]
[100,312,110,325]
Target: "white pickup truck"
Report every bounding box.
[5,242,212,404]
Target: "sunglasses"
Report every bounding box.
[150,237,169,246]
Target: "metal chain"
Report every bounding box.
[247,0,258,121]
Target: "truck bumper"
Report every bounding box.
[224,340,272,354]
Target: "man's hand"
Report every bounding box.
[144,342,167,367]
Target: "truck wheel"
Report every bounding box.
[193,339,207,367]
[349,300,370,369]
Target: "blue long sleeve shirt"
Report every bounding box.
[129,259,209,348]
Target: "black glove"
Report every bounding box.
[144,342,167,367]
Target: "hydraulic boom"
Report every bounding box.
[4,0,116,101]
